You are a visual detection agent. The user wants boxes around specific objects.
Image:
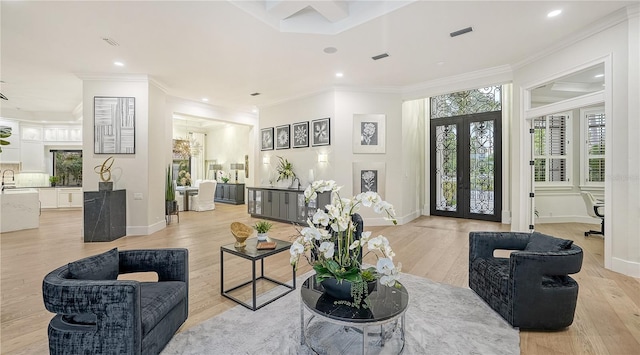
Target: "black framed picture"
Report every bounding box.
[311,117,330,146]
[94,96,135,154]
[353,162,386,199]
[275,124,290,150]
[292,121,309,148]
[261,127,274,151]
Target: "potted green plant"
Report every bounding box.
[49,176,59,187]
[253,220,273,241]
[165,166,177,215]
[276,156,296,187]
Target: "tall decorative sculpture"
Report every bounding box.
[94,156,114,191]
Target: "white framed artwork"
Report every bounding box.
[353,114,385,154]
[352,161,386,199]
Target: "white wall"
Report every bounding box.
[334,90,405,224]
[206,124,251,182]
[147,82,169,234]
[512,8,640,276]
[259,91,335,187]
[534,105,604,224]
[82,76,153,235]
[401,99,425,222]
[259,89,408,226]
[167,97,258,187]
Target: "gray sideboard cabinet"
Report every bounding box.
[215,183,245,205]
[247,187,330,224]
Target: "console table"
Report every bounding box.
[246,187,330,225]
[215,183,245,205]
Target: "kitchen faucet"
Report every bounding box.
[2,169,15,191]
[292,177,301,190]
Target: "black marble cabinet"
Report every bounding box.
[83,189,126,242]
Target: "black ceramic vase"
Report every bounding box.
[320,278,377,300]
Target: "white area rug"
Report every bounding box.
[162,272,519,354]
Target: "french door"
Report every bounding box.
[430,111,502,221]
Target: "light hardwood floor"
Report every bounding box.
[1,205,639,354]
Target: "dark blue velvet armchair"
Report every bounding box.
[469,232,583,330]
[43,248,189,355]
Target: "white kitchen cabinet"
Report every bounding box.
[0,147,21,164]
[39,188,58,208]
[20,141,45,172]
[57,188,83,208]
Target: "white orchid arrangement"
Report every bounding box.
[290,180,401,303]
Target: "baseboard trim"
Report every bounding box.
[611,257,640,278]
[126,220,166,236]
[535,215,601,224]
[501,210,511,224]
[396,210,421,225]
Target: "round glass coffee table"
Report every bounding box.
[300,275,409,354]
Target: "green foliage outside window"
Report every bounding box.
[54,151,82,186]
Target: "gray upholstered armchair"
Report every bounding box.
[469,231,583,330]
[43,248,189,355]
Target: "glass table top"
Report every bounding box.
[300,275,409,324]
[220,237,292,260]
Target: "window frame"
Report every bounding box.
[579,106,605,189]
[533,111,572,188]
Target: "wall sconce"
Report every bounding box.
[263,156,270,164]
[318,154,328,163]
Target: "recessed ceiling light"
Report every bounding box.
[547,9,562,18]
[436,61,446,66]
[594,74,604,78]
[252,108,258,113]
[323,47,338,54]
[202,98,209,102]
[114,61,124,67]
[335,72,343,78]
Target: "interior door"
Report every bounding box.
[430,111,502,221]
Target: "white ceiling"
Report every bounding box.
[0,1,634,122]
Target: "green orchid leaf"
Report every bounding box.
[0,140,10,145]
[0,126,12,139]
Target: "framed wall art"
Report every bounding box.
[94,96,135,154]
[292,121,309,148]
[352,162,386,199]
[311,117,331,146]
[353,114,385,154]
[275,124,290,150]
[260,127,274,151]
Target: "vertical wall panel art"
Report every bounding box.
[94,96,135,154]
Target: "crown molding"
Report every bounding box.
[74,73,150,82]
[512,5,635,70]
[257,87,336,110]
[401,65,513,100]
[149,77,169,93]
